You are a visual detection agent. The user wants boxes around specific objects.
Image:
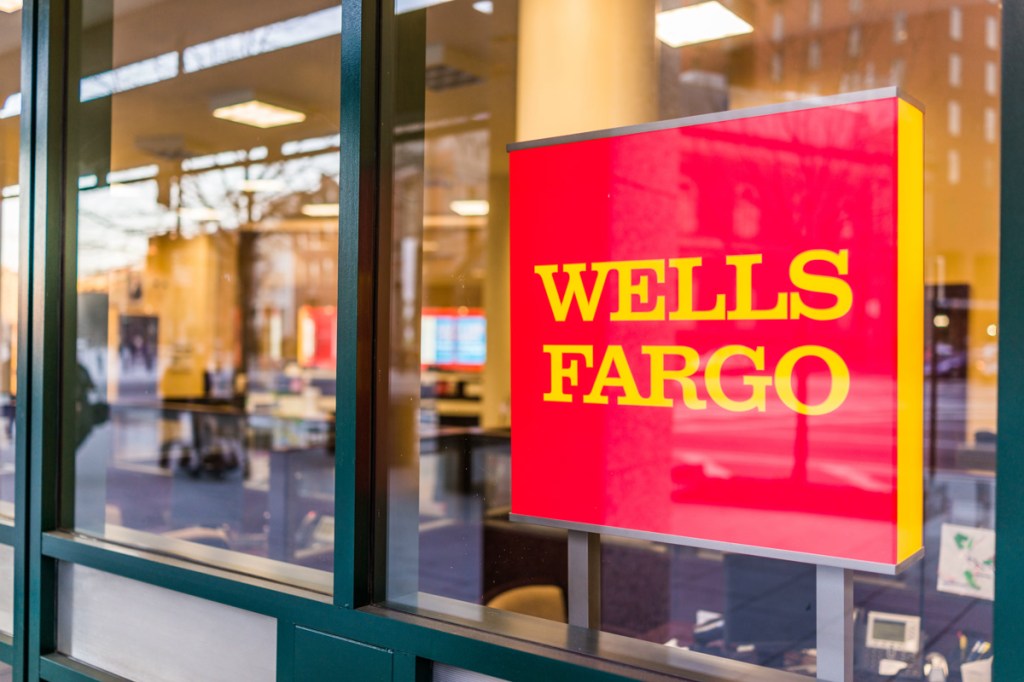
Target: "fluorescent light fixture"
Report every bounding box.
[2,185,18,198]
[450,199,489,217]
[239,178,286,193]
[179,207,222,222]
[424,215,487,229]
[656,1,753,48]
[301,203,339,218]
[0,0,22,13]
[78,174,98,189]
[396,0,453,14]
[473,1,494,14]
[213,100,306,129]
[183,7,341,73]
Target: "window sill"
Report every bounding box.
[368,593,808,682]
[41,530,333,612]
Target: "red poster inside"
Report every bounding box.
[509,92,923,570]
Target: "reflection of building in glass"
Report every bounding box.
[415,0,1000,437]
[724,1,1000,404]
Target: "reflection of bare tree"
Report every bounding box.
[77,151,342,261]
[176,153,341,229]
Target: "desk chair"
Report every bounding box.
[486,585,567,623]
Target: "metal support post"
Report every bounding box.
[816,564,853,682]
[567,530,601,628]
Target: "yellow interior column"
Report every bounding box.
[482,0,657,428]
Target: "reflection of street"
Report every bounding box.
[667,376,995,487]
[75,405,335,577]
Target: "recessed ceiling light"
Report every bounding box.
[450,199,489,216]
[656,1,753,48]
[301,203,339,217]
[424,215,487,229]
[213,100,306,129]
[472,1,494,14]
[239,178,286,193]
[0,0,22,13]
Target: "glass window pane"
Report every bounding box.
[0,8,19,524]
[69,0,341,590]
[380,1,999,679]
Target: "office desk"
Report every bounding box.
[420,427,510,497]
[99,401,334,569]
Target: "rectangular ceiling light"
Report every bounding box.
[301,203,340,218]
[213,100,306,129]
[424,215,487,229]
[656,1,753,48]
[0,0,22,13]
[450,199,489,216]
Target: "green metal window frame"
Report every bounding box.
[995,0,1024,679]
[0,0,1017,680]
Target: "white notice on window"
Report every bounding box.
[937,523,995,600]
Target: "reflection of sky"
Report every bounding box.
[281,152,340,189]
[78,180,173,276]
[182,7,341,73]
[81,52,179,102]
[0,6,343,119]
[77,152,341,277]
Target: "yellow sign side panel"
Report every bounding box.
[897,98,924,563]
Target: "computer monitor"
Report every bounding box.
[422,307,486,370]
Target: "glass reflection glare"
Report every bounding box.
[70,0,342,589]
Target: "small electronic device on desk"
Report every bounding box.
[856,610,923,679]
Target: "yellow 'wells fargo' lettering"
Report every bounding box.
[542,343,851,416]
[533,250,851,323]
